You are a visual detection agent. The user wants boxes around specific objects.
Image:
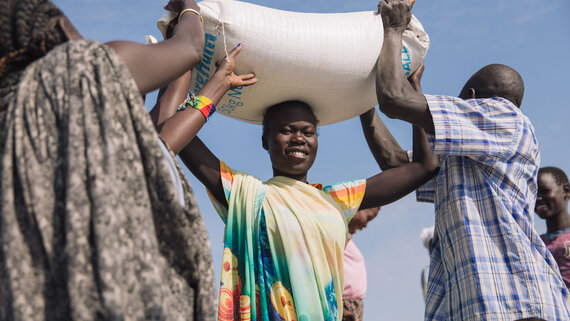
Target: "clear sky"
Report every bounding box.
[53,1,570,320]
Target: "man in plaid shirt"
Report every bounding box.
[372,0,570,320]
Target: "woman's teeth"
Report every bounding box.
[288,151,306,157]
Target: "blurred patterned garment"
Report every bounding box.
[418,95,570,320]
[341,297,363,321]
[0,40,216,321]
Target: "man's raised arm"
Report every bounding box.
[376,0,434,131]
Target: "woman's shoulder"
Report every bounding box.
[46,39,106,60]
[24,39,118,79]
[219,160,264,187]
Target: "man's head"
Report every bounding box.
[535,167,570,220]
[348,206,380,234]
[458,64,524,108]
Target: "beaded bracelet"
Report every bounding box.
[177,93,216,122]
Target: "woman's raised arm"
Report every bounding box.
[152,44,256,207]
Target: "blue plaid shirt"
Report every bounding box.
[419,95,570,321]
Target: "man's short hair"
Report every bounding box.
[539,166,569,186]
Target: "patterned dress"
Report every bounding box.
[209,161,366,321]
[541,228,570,290]
[0,40,216,321]
[418,95,570,320]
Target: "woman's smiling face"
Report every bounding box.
[263,102,318,182]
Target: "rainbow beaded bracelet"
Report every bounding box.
[177,93,216,122]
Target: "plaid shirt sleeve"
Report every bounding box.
[424,95,522,164]
[416,177,436,203]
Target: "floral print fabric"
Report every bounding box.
[0,40,216,321]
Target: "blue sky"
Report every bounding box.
[54,1,570,320]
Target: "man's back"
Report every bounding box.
[373,2,568,318]
[419,95,569,320]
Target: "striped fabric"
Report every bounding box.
[323,180,366,221]
[418,95,570,321]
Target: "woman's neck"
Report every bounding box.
[272,169,308,183]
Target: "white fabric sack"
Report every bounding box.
[158,0,430,125]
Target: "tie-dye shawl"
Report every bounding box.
[209,161,365,321]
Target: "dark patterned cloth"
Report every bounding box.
[0,40,216,321]
[342,296,363,321]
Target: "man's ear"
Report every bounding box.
[563,183,570,201]
[469,88,476,99]
[262,135,268,151]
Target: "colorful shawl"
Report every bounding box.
[210,161,366,321]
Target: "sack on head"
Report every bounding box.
[158,0,430,125]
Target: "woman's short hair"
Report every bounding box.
[261,100,317,139]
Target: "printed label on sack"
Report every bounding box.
[191,32,244,116]
[218,87,243,115]
[192,33,217,94]
[401,45,412,77]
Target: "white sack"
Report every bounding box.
[158,0,430,125]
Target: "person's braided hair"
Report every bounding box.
[0,0,66,93]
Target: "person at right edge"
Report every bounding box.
[535,167,570,290]
[368,0,570,320]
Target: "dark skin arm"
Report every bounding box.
[149,70,193,130]
[147,3,206,132]
[359,108,409,170]
[158,45,256,154]
[154,45,256,208]
[359,121,438,209]
[179,136,225,205]
[105,0,205,95]
[360,63,439,209]
[376,0,434,131]
[361,63,433,170]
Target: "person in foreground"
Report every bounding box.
[536,167,570,290]
[0,0,251,319]
[342,206,380,321]
[163,64,439,320]
[374,0,570,320]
